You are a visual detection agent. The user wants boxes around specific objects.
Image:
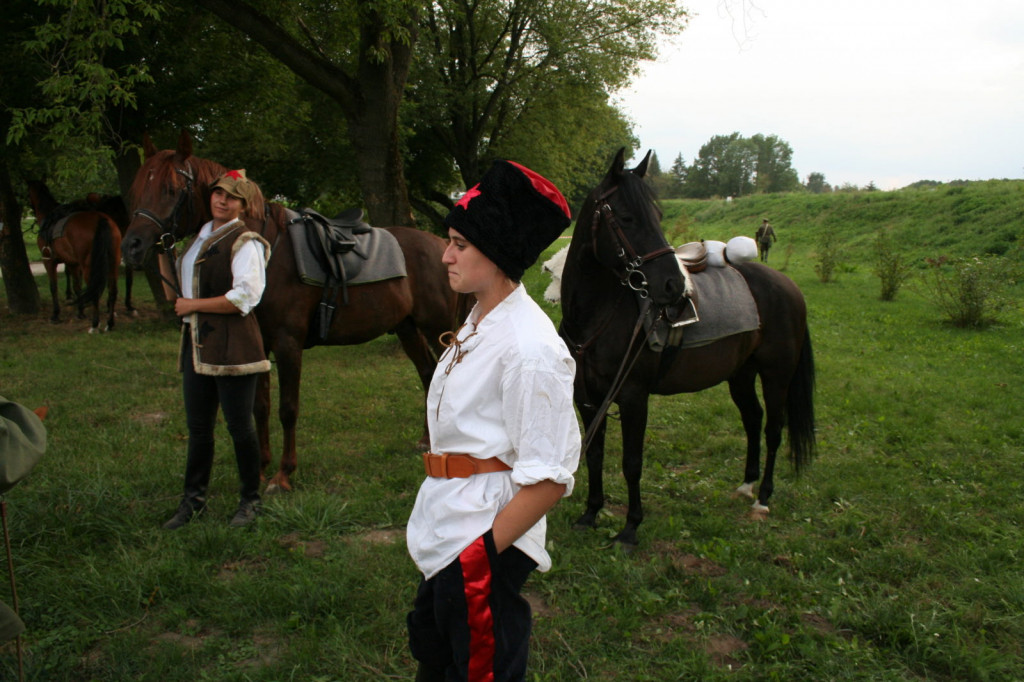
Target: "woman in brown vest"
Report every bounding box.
[160,170,272,529]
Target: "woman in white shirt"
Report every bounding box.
[406,160,580,681]
[160,170,271,530]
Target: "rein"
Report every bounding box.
[576,297,656,455]
[132,164,197,298]
[566,183,675,455]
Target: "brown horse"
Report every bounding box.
[121,130,465,493]
[84,192,138,315]
[560,149,816,547]
[28,180,122,332]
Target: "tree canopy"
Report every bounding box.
[2,0,689,311]
[676,132,801,199]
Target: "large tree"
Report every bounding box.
[1,0,60,312]
[751,133,800,193]
[411,0,687,206]
[9,0,689,235]
[682,132,755,198]
[680,132,800,199]
[194,0,419,226]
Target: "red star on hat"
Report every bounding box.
[225,169,244,180]
[455,185,481,209]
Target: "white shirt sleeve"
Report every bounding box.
[224,239,266,316]
[501,349,579,495]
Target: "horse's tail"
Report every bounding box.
[76,216,114,306]
[787,328,816,472]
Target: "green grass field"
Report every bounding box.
[1,182,1022,680]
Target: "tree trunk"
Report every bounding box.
[0,163,40,314]
[194,0,417,227]
[350,20,415,227]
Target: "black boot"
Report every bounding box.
[228,498,261,528]
[162,497,206,530]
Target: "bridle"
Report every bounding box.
[566,183,678,454]
[590,185,674,299]
[130,162,198,297]
[131,163,198,255]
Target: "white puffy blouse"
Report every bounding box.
[406,284,580,580]
[179,218,266,315]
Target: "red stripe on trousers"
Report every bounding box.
[461,536,496,682]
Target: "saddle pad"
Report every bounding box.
[286,209,407,287]
[41,215,72,242]
[673,265,760,348]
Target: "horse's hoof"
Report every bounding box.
[734,482,756,500]
[615,540,638,555]
[88,327,98,334]
[749,502,770,521]
[572,513,597,530]
[612,532,639,553]
[264,475,293,495]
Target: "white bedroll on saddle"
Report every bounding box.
[650,236,761,351]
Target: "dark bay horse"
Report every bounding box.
[559,149,816,547]
[121,131,464,493]
[85,192,137,315]
[28,180,122,332]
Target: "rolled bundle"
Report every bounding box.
[725,236,758,264]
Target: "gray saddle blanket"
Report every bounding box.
[654,265,761,350]
[286,208,406,286]
[40,214,75,243]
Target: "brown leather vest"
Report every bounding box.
[178,221,271,376]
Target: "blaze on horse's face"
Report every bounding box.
[589,149,684,306]
[123,151,191,267]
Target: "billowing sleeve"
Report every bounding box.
[501,351,580,495]
[225,235,268,316]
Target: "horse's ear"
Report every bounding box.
[175,129,193,161]
[633,150,653,179]
[142,133,158,159]
[610,147,627,179]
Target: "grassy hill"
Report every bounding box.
[657,180,1024,266]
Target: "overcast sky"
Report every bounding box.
[616,0,1024,190]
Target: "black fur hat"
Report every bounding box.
[444,160,572,281]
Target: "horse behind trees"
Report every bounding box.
[28,180,122,332]
[559,149,816,547]
[121,130,465,493]
[84,191,138,315]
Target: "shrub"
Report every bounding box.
[921,254,1017,327]
[873,229,913,301]
[814,229,841,282]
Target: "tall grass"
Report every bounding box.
[1,183,1023,680]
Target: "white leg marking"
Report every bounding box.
[735,482,756,499]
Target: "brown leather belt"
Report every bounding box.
[423,452,512,478]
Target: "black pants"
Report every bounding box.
[408,531,537,682]
[180,332,262,507]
